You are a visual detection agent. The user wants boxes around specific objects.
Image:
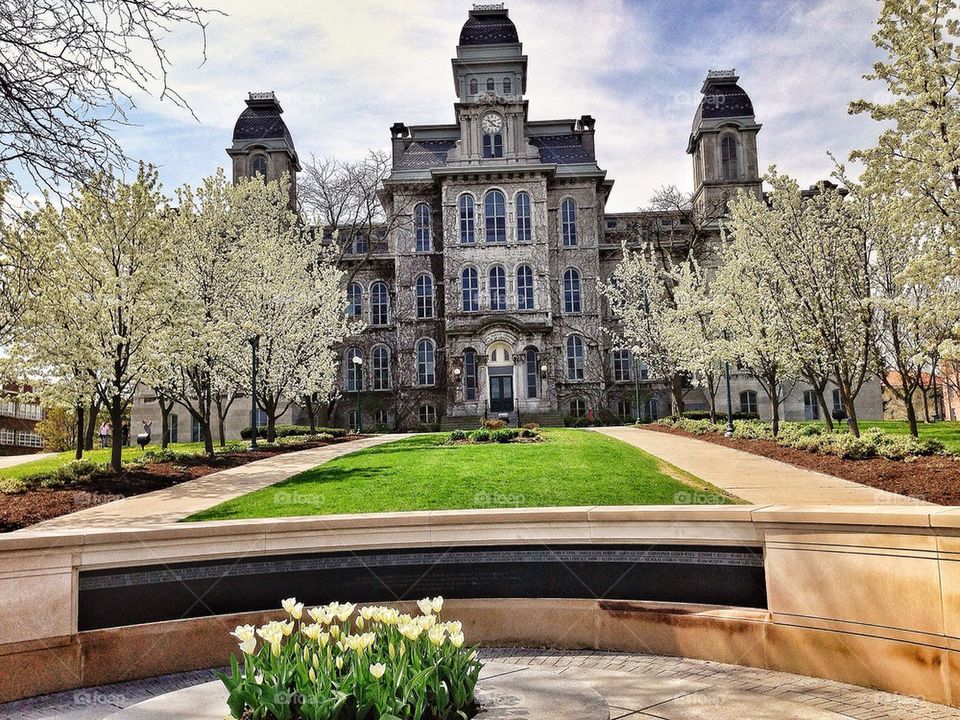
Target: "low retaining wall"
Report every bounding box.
[2,504,960,706]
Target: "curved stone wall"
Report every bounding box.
[2,504,960,705]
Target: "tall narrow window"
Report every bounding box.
[346,282,362,318]
[486,78,495,91]
[517,264,534,310]
[570,399,587,418]
[251,155,268,177]
[740,389,758,414]
[469,78,478,94]
[721,135,738,181]
[458,194,475,244]
[461,268,479,311]
[372,345,390,390]
[346,348,363,391]
[416,339,435,386]
[482,133,503,158]
[566,335,585,380]
[415,274,433,319]
[612,349,631,382]
[370,281,389,325]
[352,233,368,254]
[526,347,538,398]
[485,190,506,242]
[464,348,477,401]
[563,268,582,313]
[414,203,431,252]
[489,266,507,310]
[515,191,532,242]
[561,199,577,246]
[503,77,512,94]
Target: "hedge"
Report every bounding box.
[240,424,347,440]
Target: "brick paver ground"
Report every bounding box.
[2,649,957,719]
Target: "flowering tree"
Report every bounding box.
[19,166,182,470]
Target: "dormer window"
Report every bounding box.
[486,78,495,92]
[503,77,512,94]
[469,78,478,94]
[251,154,268,177]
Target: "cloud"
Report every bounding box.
[113,0,885,210]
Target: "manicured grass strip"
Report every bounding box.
[187,429,736,522]
[857,420,960,454]
[0,442,209,483]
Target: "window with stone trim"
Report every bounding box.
[346,347,363,392]
[372,345,391,390]
[370,281,389,325]
[563,268,582,313]
[517,264,534,310]
[251,154,268,177]
[469,78,478,94]
[346,282,363,318]
[516,191,532,242]
[617,400,633,419]
[526,347,539,398]
[415,274,434,319]
[739,389,758,414]
[416,339,436,386]
[482,133,503,159]
[489,266,507,310]
[612,348,631,382]
[414,203,431,252]
[485,190,506,241]
[419,404,437,425]
[503,77,512,94]
[569,399,587,418]
[561,198,577,246]
[464,348,478,401]
[486,78,495,91]
[566,335,585,381]
[459,194,475,244]
[721,135,739,181]
[461,267,479,312]
[374,408,388,426]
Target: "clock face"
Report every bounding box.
[481,113,504,134]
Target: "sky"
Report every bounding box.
[112,0,888,212]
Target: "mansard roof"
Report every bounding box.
[232,92,296,149]
[393,129,595,171]
[459,9,519,46]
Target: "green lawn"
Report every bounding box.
[187,429,737,522]
[858,420,960,453]
[0,441,209,483]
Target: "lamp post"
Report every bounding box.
[632,345,642,425]
[352,355,363,433]
[723,360,735,437]
[248,334,260,450]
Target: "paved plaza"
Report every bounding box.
[2,649,956,720]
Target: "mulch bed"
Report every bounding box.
[648,424,960,506]
[0,435,364,532]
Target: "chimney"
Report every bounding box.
[390,123,409,168]
[577,115,596,158]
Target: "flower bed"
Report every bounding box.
[657,417,945,460]
[221,597,482,720]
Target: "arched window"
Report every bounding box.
[419,404,437,425]
[345,347,363,392]
[566,335,585,380]
[415,274,433,319]
[517,264,534,310]
[414,203,431,252]
[489,266,507,310]
[739,389,758,414]
[370,281,389,325]
[563,268,582,313]
[525,347,539,398]
[464,348,477,401]
[515,191,532,242]
[486,78,495,91]
[416,339,436,386]
[612,349,631,382]
[503,77,512,94]
[346,282,362,318]
[461,267,479,311]
[561,198,577,246]
[469,78,478,94]
[721,135,739,181]
[458,194,475,244]
[485,190,506,242]
[372,345,390,390]
[482,133,503,159]
[251,155,268,177]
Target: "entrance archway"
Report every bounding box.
[487,341,514,413]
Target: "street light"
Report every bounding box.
[632,345,642,425]
[352,355,363,433]
[723,360,735,437]
[247,334,260,450]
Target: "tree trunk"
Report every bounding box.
[74,403,85,460]
[109,394,123,473]
[84,396,100,450]
[705,372,718,424]
[669,373,686,416]
[904,386,920,437]
[770,394,781,438]
[267,409,277,443]
[815,389,834,431]
[303,394,318,433]
[203,419,215,457]
[158,397,173,449]
[843,390,861,437]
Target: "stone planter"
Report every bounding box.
[105,662,609,720]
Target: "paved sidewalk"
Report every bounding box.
[1,649,955,720]
[18,434,408,531]
[0,452,56,469]
[594,426,928,505]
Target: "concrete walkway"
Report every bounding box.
[19,434,409,531]
[594,426,929,505]
[0,452,56,469]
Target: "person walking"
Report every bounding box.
[99,420,111,448]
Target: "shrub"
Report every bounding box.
[522,422,540,431]
[480,418,507,430]
[520,427,537,438]
[471,428,491,442]
[240,425,347,440]
[491,428,517,443]
[449,429,467,442]
[220,597,482,720]
[37,459,110,488]
[682,410,760,421]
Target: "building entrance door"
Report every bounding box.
[490,376,513,412]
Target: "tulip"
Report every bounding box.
[238,637,257,655]
[369,663,386,679]
[428,625,446,647]
[336,656,344,670]
[281,597,304,620]
[449,631,464,648]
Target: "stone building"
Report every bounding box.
[135,4,882,436]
